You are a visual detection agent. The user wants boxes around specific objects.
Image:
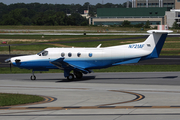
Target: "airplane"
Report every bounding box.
[5,30,172,80]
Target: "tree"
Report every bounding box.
[121,20,131,27]
[83,2,90,9]
[134,23,144,28]
[172,21,179,29]
[70,13,88,26]
[1,8,32,25]
[0,2,130,25]
[144,20,151,28]
[95,3,103,8]
[104,3,114,8]
[55,11,67,25]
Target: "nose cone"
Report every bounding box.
[5,58,11,63]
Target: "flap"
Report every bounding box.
[50,58,91,74]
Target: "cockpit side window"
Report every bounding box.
[42,51,48,56]
[37,51,43,56]
[37,50,48,56]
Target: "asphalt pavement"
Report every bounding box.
[1,72,180,120]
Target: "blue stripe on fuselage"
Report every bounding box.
[12,58,123,70]
[12,60,57,70]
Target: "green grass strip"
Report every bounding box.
[0,93,44,106]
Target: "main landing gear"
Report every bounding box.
[67,73,74,80]
[30,71,36,80]
[67,71,83,81]
[29,70,83,81]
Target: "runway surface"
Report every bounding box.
[1,72,180,120]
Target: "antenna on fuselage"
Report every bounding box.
[97,44,102,48]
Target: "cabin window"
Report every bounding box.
[77,52,81,57]
[61,52,65,57]
[89,53,93,57]
[42,51,48,56]
[68,52,72,57]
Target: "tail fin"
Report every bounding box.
[142,30,172,60]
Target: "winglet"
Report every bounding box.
[97,44,102,48]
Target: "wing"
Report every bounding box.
[50,57,91,74]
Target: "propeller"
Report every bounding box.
[5,58,11,71]
[8,45,12,72]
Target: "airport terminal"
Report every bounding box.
[89,0,180,28]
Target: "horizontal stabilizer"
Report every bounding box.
[147,30,173,34]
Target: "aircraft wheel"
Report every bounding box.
[30,75,36,80]
[67,74,74,81]
[75,72,83,79]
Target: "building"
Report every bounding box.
[165,9,180,27]
[132,0,180,9]
[90,7,170,27]
[89,0,180,27]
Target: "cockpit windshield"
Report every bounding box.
[37,50,48,56]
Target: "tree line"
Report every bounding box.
[0,2,130,26]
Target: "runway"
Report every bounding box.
[1,72,180,120]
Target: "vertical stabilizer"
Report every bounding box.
[142,30,172,59]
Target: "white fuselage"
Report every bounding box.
[10,43,150,70]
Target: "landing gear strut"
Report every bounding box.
[30,71,36,80]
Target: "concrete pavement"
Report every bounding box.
[0,72,180,120]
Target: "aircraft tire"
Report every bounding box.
[67,74,74,81]
[30,75,36,80]
[75,72,83,79]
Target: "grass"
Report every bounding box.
[0,25,151,31]
[166,36,180,41]
[1,65,180,74]
[63,38,144,47]
[0,35,140,40]
[163,43,180,48]
[0,35,144,53]
[0,36,180,55]
[0,44,57,51]
[0,93,44,106]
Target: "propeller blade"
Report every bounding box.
[10,63,12,72]
[9,45,11,72]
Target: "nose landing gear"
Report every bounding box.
[30,71,36,80]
